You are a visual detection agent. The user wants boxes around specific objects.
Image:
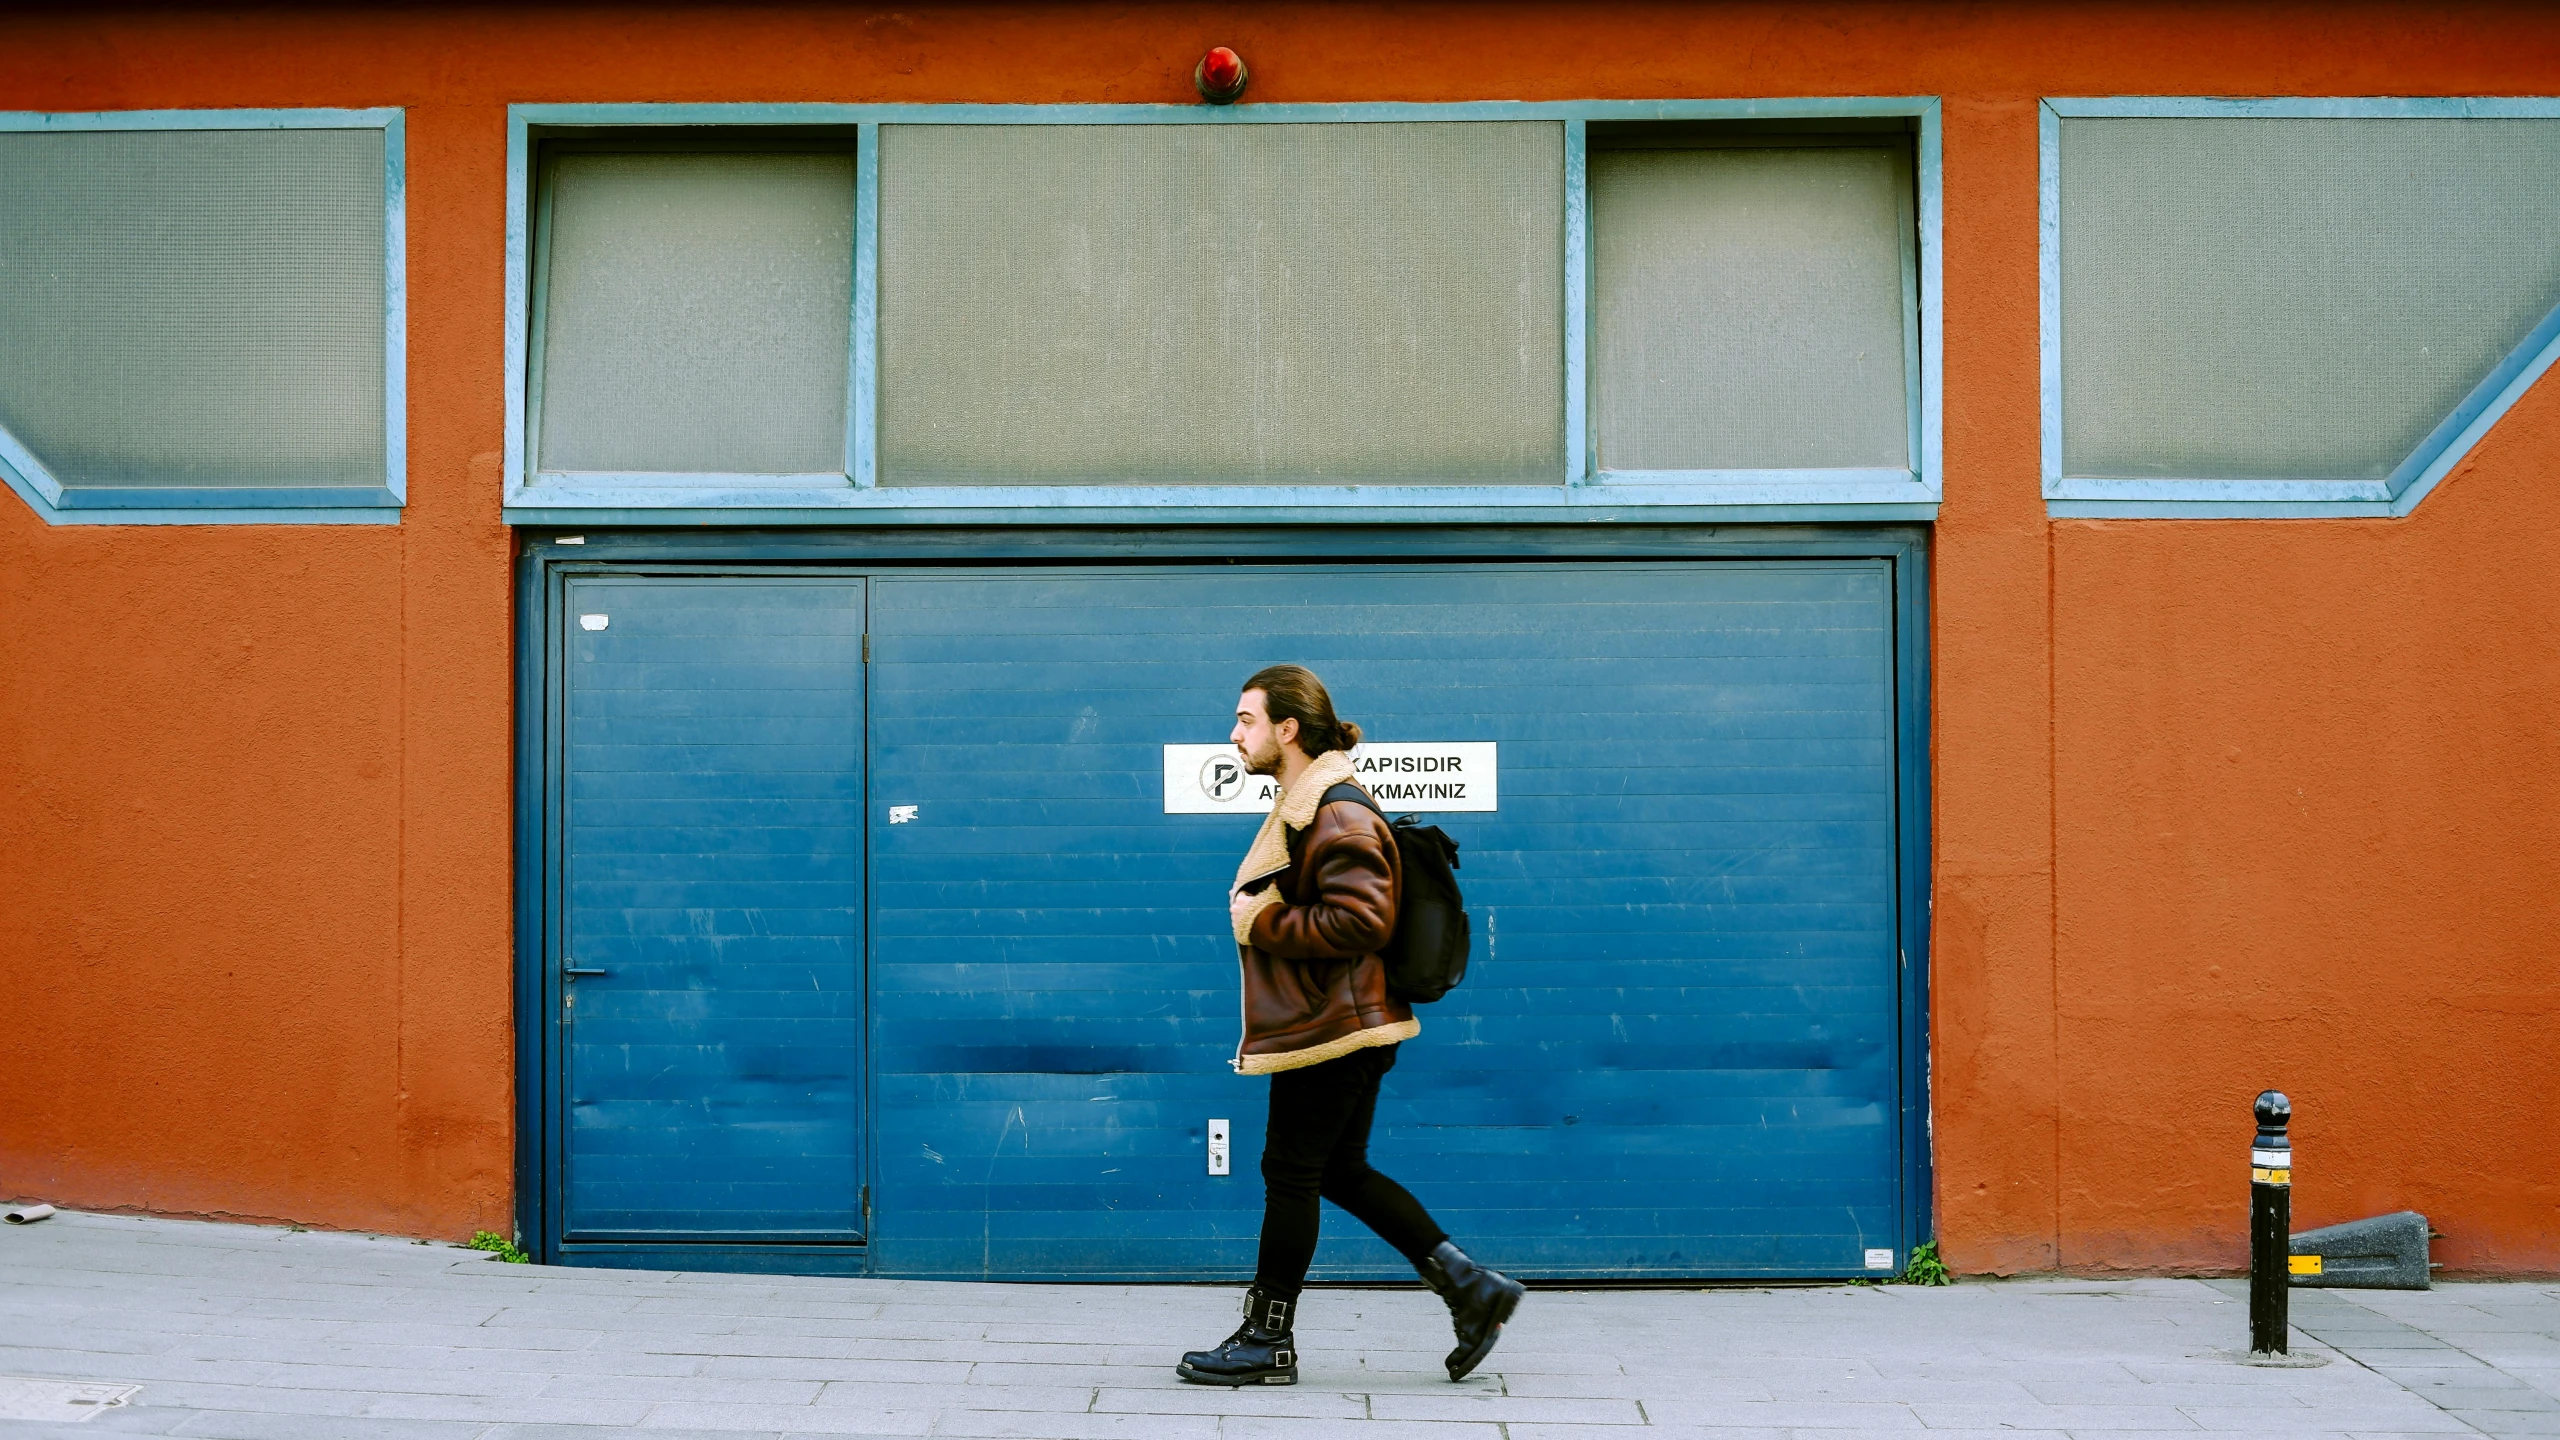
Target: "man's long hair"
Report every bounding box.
[1243,664,1363,756]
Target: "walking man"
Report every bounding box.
[1177,664,1524,1387]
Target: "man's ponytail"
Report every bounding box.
[1243,664,1360,756]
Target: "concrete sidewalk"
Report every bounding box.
[2,1212,2556,1438]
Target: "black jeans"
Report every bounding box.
[1253,1043,1447,1301]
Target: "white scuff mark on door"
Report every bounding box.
[984,1104,1027,1277]
[579,614,608,631]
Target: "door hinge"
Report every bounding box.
[862,633,870,663]
[860,1185,872,1224]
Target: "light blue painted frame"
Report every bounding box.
[2041,96,2560,520]
[504,99,1942,527]
[0,108,406,526]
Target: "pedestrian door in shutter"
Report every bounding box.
[548,576,867,1251]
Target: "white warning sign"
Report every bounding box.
[1162,743,1498,815]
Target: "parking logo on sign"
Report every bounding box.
[1199,754,1248,802]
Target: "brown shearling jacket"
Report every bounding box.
[1231,771,1419,1075]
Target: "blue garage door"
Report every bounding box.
[555,577,868,1245]
[867,562,1910,1279]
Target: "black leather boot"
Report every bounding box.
[1176,1284,1299,1386]
[1416,1240,1524,1381]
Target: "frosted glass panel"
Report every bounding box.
[2060,117,2560,481]
[1593,146,1913,471]
[879,122,1564,486]
[0,128,386,490]
[537,152,853,476]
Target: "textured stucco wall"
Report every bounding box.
[0,1,2553,1273]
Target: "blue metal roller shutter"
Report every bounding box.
[866,561,1904,1280]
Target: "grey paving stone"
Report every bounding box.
[2019,1380,2318,1408]
[1501,1427,1795,1440]
[249,1361,548,1398]
[1912,1402,2200,1430]
[446,1346,707,1377]
[640,1400,935,1434]
[1493,1372,1774,1400]
[2406,1385,2560,1410]
[1638,1397,1929,1428]
[325,1320,602,1351]
[364,1391,657,1424]
[95,1382,377,1420]
[537,1372,827,1404]
[2450,1413,2560,1436]
[484,1429,791,1440]
[811,1379,1094,1412]
[814,1359,981,1387]
[631,1297,887,1322]
[0,1348,284,1388]
[11,1211,2560,1439]
[2177,1404,2474,1433]
[166,1336,497,1370]
[1091,1386,1367,1419]
[703,1353,988,1380]
[1363,1393,1645,1423]
[1873,1358,2138,1385]
[641,1335,911,1362]
[961,1362,1184,1388]
[931,1414,1223,1439]
[1218,1420,1498,1440]
[167,1412,493,1439]
[2434,1340,2560,1368]
[7,1408,193,1437]
[2112,1357,2398,1388]
[1780,1378,2028,1407]
[1901,1432,2096,1440]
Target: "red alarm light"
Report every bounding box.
[1195,46,1249,104]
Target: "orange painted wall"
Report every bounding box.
[1,2,2554,1272]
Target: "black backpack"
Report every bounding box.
[1319,782,1470,1003]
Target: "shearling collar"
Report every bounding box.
[1274,748,1360,832]
[1229,748,1361,940]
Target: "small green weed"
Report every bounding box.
[1896,1239,1952,1286]
[467,1230,531,1264]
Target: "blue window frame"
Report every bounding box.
[2041,97,2560,520]
[504,101,1942,527]
[0,108,406,526]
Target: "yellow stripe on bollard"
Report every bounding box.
[2252,1167,2291,1185]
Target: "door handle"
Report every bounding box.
[564,967,608,978]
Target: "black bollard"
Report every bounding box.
[2250,1091,2293,1356]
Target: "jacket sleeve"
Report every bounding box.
[1249,804,1397,960]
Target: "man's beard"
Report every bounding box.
[1239,735,1286,777]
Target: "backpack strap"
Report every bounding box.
[1319,781,1386,821]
